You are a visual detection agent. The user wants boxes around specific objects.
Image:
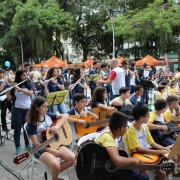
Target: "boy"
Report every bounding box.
[66,93,98,140]
[164,95,179,122]
[130,85,144,105]
[110,87,132,107]
[96,111,149,180]
[147,99,174,146]
[157,85,166,99]
[125,103,170,180]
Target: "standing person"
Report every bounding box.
[98,58,125,98]
[6,70,33,154]
[0,69,10,131]
[89,61,99,96]
[122,60,131,90]
[141,63,153,104]
[44,67,66,114]
[69,68,87,97]
[38,68,47,97]
[23,62,31,77]
[64,61,73,76]
[26,96,75,180]
[164,68,173,77]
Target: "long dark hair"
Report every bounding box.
[72,68,81,82]
[46,67,63,81]
[91,87,106,108]
[14,70,31,89]
[26,96,47,126]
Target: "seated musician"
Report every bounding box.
[96,111,149,180]
[110,87,132,110]
[164,95,179,122]
[130,85,144,105]
[26,96,75,180]
[161,81,169,97]
[147,99,175,146]
[157,85,166,99]
[91,87,116,111]
[170,82,177,96]
[65,93,98,140]
[124,103,172,180]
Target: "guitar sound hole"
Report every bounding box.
[105,159,117,172]
[54,134,59,142]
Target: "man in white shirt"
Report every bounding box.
[98,58,125,98]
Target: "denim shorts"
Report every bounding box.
[34,150,45,159]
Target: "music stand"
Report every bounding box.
[46,90,68,106]
[141,79,154,90]
[166,135,180,159]
[85,74,102,85]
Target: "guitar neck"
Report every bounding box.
[29,136,55,156]
[118,164,161,171]
[169,126,180,134]
[87,119,109,127]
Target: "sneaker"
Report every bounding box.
[24,144,33,150]
[16,147,22,155]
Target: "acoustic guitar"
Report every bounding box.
[72,115,109,139]
[14,120,72,164]
[171,108,180,127]
[92,107,116,128]
[41,119,73,149]
[75,141,174,180]
[14,133,59,164]
[151,121,180,141]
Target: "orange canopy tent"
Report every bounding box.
[34,56,67,68]
[79,58,94,67]
[136,55,165,66]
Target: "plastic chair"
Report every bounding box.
[24,122,71,180]
[78,132,100,147]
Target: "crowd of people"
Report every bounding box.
[0,59,180,180]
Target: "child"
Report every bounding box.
[164,95,179,122]
[66,93,98,140]
[147,99,174,146]
[96,111,149,180]
[130,85,144,105]
[26,96,75,180]
[170,82,176,96]
[157,85,166,99]
[91,87,116,111]
[110,87,132,107]
[125,103,171,180]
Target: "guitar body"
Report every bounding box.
[151,121,177,141]
[92,107,116,128]
[76,141,128,180]
[42,119,73,149]
[131,153,161,164]
[72,115,97,139]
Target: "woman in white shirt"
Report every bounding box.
[6,70,33,155]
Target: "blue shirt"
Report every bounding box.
[0,81,9,97]
[47,79,64,92]
[26,112,57,142]
[130,94,143,105]
[89,68,97,89]
[71,79,85,96]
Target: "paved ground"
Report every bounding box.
[0,88,178,180]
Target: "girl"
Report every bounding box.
[26,96,75,180]
[44,67,66,114]
[6,70,33,154]
[69,68,87,97]
[91,87,115,111]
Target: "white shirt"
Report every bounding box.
[111,67,125,95]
